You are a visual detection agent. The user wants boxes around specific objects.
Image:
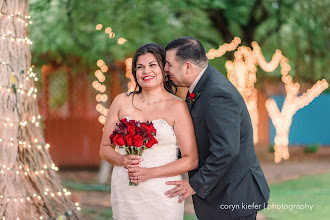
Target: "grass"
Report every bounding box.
[78,172,330,220]
[82,208,198,220]
[82,208,114,220]
[62,180,110,191]
[261,172,330,220]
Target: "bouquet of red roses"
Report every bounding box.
[109,118,158,186]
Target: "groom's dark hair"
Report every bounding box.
[165,37,208,68]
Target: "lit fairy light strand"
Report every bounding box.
[0,33,33,45]
[125,58,135,93]
[0,163,58,176]
[0,188,72,202]
[95,24,126,44]
[0,84,37,97]
[118,37,127,45]
[0,60,9,65]
[249,41,330,163]
[0,138,50,150]
[205,37,259,144]
[225,42,260,144]
[0,67,39,98]
[93,26,128,124]
[1,9,79,218]
[206,37,241,59]
[26,67,39,81]
[224,39,329,154]
[0,114,41,128]
[0,10,32,26]
[92,59,109,124]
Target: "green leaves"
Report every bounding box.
[28,0,329,82]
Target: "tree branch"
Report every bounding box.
[258,0,283,46]
[66,0,89,51]
[208,9,234,43]
[207,9,235,59]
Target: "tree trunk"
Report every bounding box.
[0,0,79,219]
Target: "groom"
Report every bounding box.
[164,37,270,220]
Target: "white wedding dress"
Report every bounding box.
[111,116,184,220]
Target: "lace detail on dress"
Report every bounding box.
[110,116,184,220]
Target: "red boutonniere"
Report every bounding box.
[186,92,201,104]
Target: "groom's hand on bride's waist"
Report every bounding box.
[165,180,196,203]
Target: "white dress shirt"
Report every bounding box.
[188,65,208,93]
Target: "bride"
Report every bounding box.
[99,43,198,220]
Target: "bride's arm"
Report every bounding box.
[99,94,141,167]
[128,100,198,183]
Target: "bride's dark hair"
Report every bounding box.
[128,43,176,109]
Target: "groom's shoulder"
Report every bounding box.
[205,66,227,86]
[206,66,240,96]
[204,80,240,105]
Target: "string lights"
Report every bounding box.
[205,37,259,144]
[93,24,128,124]
[206,37,241,59]
[225,42,260,144]
[0,163,58,176]
[0,11,33,46]
[95,24,127,44]
[92,59,109,125]
[0,10,33,26]
[0,33,33,45]
[0,187,71,201]
[125,57,135,93]
[0,114,41,130]
[118,37,127,45]
[0,67,38,101]
[0,5,80,219]
[0,84,37,98]
[263,48,329,162]
[238,42,329,163]
[213,38,328,162]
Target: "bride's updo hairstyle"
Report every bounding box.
[130,43,176,95]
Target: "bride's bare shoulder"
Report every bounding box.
[112,92,134,103]
[166,94,187,109]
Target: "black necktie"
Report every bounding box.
[186,91,190,103]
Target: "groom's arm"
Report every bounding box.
[189,90,240,199]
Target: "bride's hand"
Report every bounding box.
[121,155,143,169]
[127,165,152,183]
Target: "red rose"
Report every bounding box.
[149,124,156,135]
[113,134,125,146]
[125,134,134,147]
[146,136,158,148]
[133,134,143,147]
[109,131,117,143]
[136,126,141,133]
[141,123,156,135]
[127,123,136,135]
[189,93,197,100]
[120,118,128,125]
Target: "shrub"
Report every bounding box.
[304,144,320,153]
[268,145,275,153]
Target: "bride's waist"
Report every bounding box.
[117,147,179,165]
[112,166,183,184]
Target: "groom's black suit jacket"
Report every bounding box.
[187,65,270,220]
